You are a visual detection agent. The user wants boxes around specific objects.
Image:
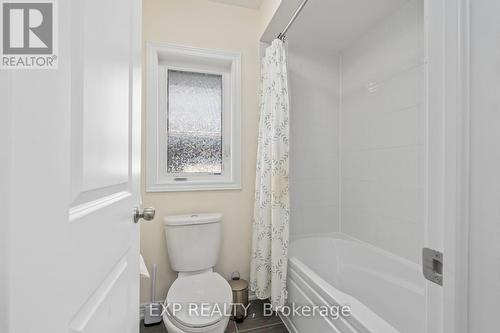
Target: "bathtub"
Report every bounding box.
[281,233,425,333]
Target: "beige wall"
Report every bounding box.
[259,0,282,36]
[140,0,280,303]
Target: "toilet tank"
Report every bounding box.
[163,213,222,272]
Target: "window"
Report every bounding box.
[167,70,223,175]
[146,43,241,191]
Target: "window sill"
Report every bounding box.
[145,181,242,193]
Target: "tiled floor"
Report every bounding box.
[140,299,288,333]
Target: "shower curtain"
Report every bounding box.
[250,39,290,309]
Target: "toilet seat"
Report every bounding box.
[165,272,232,329]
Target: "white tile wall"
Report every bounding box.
[288,47,341,238]
[340,0,424,263]
[288,0,424,263]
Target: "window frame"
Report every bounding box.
[146,42,241,192]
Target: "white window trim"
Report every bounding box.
[146,42,241,192]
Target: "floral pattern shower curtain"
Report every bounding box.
[250,39,290,309]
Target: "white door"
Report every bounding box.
[2,0,144,332]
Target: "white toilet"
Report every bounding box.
[162,213,232,333]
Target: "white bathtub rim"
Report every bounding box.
[291,233,425,295]
[288,258,399,333]
[341,262,424,295]
[290,232,420,271]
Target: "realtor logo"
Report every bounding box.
[1,0,57,69]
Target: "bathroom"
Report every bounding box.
[142,0,429,331]
[1,0,500,333]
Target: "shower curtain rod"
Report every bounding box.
[277,0,310,40]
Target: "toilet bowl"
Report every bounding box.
[162,213,232,333]
[162,272,232,333]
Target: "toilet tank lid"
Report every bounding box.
[163,213,222,226]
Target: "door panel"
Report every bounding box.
[0,0,144,332]
[69,256,130,333]
[67,0,141,332]
[3,0,141,327]
[70,0,133,204]
[79,0,131,193]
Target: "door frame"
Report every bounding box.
[426,0,470,332]
[0,72,11,333]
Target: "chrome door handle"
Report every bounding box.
[134,207,156,223]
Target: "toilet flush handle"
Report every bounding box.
[133,207,156,223]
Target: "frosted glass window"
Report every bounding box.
[166,70,223,174]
